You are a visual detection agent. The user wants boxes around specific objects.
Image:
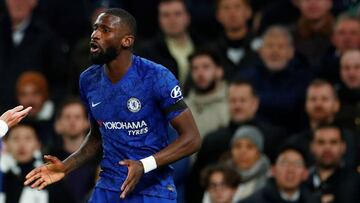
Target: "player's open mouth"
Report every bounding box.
[90,42,100,53]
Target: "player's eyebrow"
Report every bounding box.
[93,23,114,31]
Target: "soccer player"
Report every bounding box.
[0,105,32,137]
[24,8,201,203]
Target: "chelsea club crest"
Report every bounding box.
[127,97,141,112]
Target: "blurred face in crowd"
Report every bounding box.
[191,54,223,93]
[228,84,259,123]
[340,50,360,89]
[158,0,190,38]
[231,138,260,170]
[273,150,308,192]
[90,13,134,64]
[298,0,332,20]
[259,31,294,71]
[216,0,252,32]
[311,127,345,169]
[55,103,89,138]
[6,125,40,163]
[17,84,46,117]
[208,172,237,203]
[306,84,339,122]
[332,19,360,54]
[6,0,38,25]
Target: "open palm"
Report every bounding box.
[24,155,66,190]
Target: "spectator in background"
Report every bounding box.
[201,164,241,203]
[320,14,360,84]
[335,50,360,169]
[211,0,257,80]
[254,0,300,35]
[51,98,97,203]
[240,26,312,132]
[16,71,56,151]
[222,126,270,202]
[187,80,286,203]
[0,123,74,203]
[240,145,317,203]
[137,0,203,88]
[288,79,358,168]
[185,49,229,138]
[292,0,334,70]
[0,0,69,111]
[69,6,107,95]
[306,124,360,203]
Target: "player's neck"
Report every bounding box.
[105,52,133,83]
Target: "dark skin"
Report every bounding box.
[24,13,201,199]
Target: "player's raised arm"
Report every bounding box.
[119,108,201,198]
[24,120,102,189]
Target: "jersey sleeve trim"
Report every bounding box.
[162,100,187,117]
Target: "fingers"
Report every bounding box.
[44,155,60,164]
[120,176,137,199]
[11,105,24,112]
[119,160,130,166]
[13,106,32,118]
[38,180,49,190]
[121,170,133,191]
[24,170,41,186]
[31,177,45,188]
[25,168,41,182]
[5,106,32,128]
[120,184,131,199]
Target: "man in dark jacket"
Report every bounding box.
[335,50,360,170]
[0,0,69,111]
[209,0,257,81]
[239,145,318,203]
[136,0,203,89]
[239,26,312,132]
[287,79,358,168]
[305,124,360,203]
[319,14,360,85]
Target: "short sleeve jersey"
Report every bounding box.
[79,55,186,199]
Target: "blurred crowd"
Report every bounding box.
[1,0,360,203]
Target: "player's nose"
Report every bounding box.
[91,29,101,41]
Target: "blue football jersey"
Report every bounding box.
[79,55,186,199]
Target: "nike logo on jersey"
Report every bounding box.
[91,101,102,107]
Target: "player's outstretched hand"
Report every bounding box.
[24,155,66,190]
[0,105,32,128]
[119,159,144,199]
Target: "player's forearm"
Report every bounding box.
[154,109,201,167]
[62,129,102,174]
[154,133,201,167]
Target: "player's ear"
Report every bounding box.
[121,35,135,48]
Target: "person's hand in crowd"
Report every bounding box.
[24,155,66,190]
[0,105,32,128]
